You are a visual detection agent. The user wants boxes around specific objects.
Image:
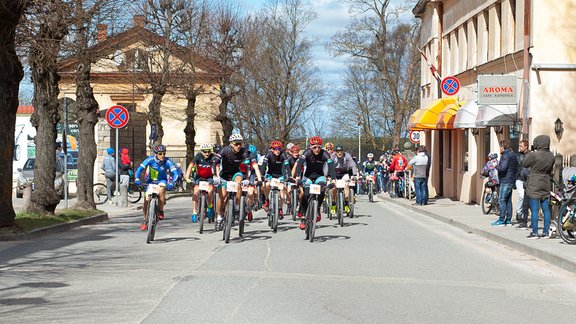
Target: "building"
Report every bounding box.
[57,15,224,182]
[410,0,576,203]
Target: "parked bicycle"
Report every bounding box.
[481,180,499,215]
[93,181,142,205]
[553,177,576,244]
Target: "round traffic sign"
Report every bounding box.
[441,76,460,96]
[106,105,129,129]
[409,131,421,144]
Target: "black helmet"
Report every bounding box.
[335,144,344,151]
[213,144,222,153]
[153,144,166,153]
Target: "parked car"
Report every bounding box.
[16,157,64,198]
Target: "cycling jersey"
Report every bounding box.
[135,156,179,184]
[389,154,408,172]
[294,148,337,181]
[330,152,357,177]
[212,146,256,181]
[363,159,376,174]
[189,152,214,179]
[262,151,285,178]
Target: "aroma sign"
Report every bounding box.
[477,75,518,105]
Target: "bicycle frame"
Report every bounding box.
[145,183,162,244]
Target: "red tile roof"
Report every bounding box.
[17,105,34,114]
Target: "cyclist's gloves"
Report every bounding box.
[167,182,175,191]
[213,176,221,185]
[241,180,250,187]
[134,179,141,186]
[256,181,263,187]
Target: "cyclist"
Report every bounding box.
[292,136,337,230]
[283,144,302,214]
[185,144,215,223]
[134,144,179,230]
[212,134,263,228]
[262,140,288,218]
[324,142,334,156]
[328,144,358,215]
[362,153,377,195]
[388,149,408,198]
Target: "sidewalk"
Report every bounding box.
[378,193,576,274]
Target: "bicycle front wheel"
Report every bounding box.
[146,198,157,244]
[291,189,298,221]
[127,183,142,203]
[309,200,317,242]
[558,203,576,244]
[338,190,344,227]
[272,191,279,233]
[368,182,374,202]
[481,189,493,215]
[199,193,206,234]
[224,198,234,243]
[239,196,245,237]
[349,188,355,218]
[93,183,108,205]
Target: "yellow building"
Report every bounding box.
[411,0,576,203]
[58,15,223,181]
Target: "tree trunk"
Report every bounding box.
[184,91,197,166]
[74,61,98,209]
[0,1,26,227]
[147,89,165,148]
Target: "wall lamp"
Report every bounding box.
[471,128,480,136]
[494,126,504,134]
[554,117,564,140]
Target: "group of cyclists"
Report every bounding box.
[130,134,410,233]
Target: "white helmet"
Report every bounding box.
[229,134,243,142]
[367,153,374,158]
[200,143,212,151]
[286,142,294,150]
[175,162,181,168]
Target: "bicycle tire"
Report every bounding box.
[93,183,108,205]
[369,182,374,202]
[291,189,298,221]
[224,198,234,243]
[386,181,396,198]
[481,189,493,215]
[349,188,355,218]
[272,191,279,233]
[338,190,344,227]
[239,195,245,237]
[199,193,206,234]
[127,183,142,203]
[310,200,317,242]
[558,203,576,244]
[146,198,157,244]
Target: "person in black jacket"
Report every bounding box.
[515,140,530,228]
[491,139,518,226]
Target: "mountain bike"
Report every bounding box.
[196,180,213,234]
[552,179,576,244]
[144,183,163,244]
[367,174,375,202]
[335,179,346,227]
[268,178,283,233]
[93,181,142,205]
[481,180,499,215]
[221,180,239,244]
[287,181,299,221]
[303,182,327,242]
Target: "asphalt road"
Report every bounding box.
[2,196,576,323]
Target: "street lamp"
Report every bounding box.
[554,117,564,140]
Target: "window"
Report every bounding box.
[483,128,491,163]
[462,129,469,172]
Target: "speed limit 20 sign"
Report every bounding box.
[409,131,421,144]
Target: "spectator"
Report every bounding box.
[101,147,116,203]
[481,152,500,186]
[119,148,132,186]
[491,139,518,226]
[420,145,431,203]
[523,135,555,239]
[515,140,530,228]
[407,146,429,205]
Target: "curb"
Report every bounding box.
[378,194,576,273]
[0,212,109,241]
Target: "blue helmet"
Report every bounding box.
[248,144,257,154]
[107,147,114,155]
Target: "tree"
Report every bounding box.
[0,0,29,227]
[26,0,71,214]
[230,0,324,148]
[329,0,420,148]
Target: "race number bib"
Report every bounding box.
[226,181,239,193]
[198,181,210,191]
[309,184,321,195]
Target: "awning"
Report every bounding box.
[408,97,458,130]
[454,101,484,129]
[436,102,464,129]
[475,104,517,127]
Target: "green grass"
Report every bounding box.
[0,209,104,234]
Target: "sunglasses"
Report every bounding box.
[311,145,321,149]
[157,152,166,156]
[201,150,211,153]
[232,142,243,146]
[272,148,281,151]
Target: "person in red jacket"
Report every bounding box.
[388,149,408,198]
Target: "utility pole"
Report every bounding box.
[357,117,361,160]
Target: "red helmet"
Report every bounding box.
[309,136,323,146]
[270,140,283,149]
[290,145,300,152]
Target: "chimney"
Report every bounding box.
[133,15,146,28]
[96,24,107,42]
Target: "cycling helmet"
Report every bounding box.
[248,144,257,154]
[309,136,323,146]
[229,133,243,142]
[324,142,334,150]
[286,143,294,151]
[290,144,300,153]
[367,153,374,158]
[153,144,166,153]
[213,144,222,152]
[570,174,576,183]
[200,143,212,151]
[335,144,344,151]
[488,152,498,159]
[175,162,181,168]
[270,140,283,149]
